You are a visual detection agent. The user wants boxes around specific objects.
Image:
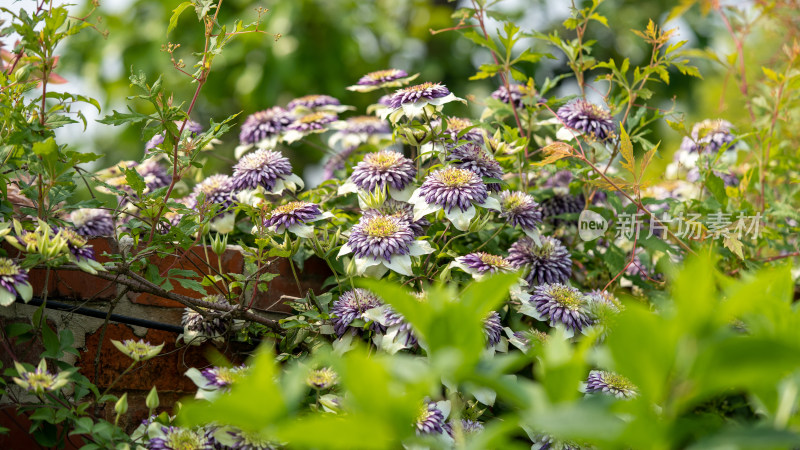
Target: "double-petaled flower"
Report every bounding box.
[283,111,338,143]
[185,365,247,401]
[147,426,212,450]
[13,359,72,395]
[338,150,417,202]
[490,83,541,109]
[338,213,433,277]
[381,82,464,122]
[499,191,543,239]
[451,252,513,280]
[236,107,295,157]
[415,402,447,436]
[522,283,593,338]
[409,167,500,231]
[330,288,385,336]
[446,143,504,192]
[0,257,32,306]
[680,119,736,154]
[287,94,352,114]
[584,370,638,399]
[347,68,419,92]
[180,295,232,345]
[69,208,114,237]
[556,99,616,142]
[306,367,338,390]
[111,339,164,362]
[263,201,331,238]
[230,148,303,195]
[508,236,572,286]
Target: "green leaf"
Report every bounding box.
[174,277,208,296]
[168,2,193,35]
[41,323,61,358]
[179,346,286,431]
[123,167,146,197]
[619,125,635,177]
[706,172,727,207]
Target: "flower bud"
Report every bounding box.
[210,233,228,256]
[115,393,128,416]
[146,386,159,410]
[345,257,358,278]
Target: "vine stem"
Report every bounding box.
[97,362,136,402]
[145,0,224,247]
[473,223,506,252]
[540,103,695,255]
[603,227,638,292]
[469,0,527,159]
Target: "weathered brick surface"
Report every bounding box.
[1,237,118,301]
[78,323,246,392]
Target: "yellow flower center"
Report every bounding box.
[437,168,474,187]
[604,373,636,392]
[402,82,437,93]
[365,151,401,169]
[273,201,307,215]
[299,112,331,123]
[296,94,323,103]
[367,69,400,80]
[479,253,507,267]
[551,285,584,310]
[446,117,472,131]
[364,216,399,237]
[503,192,526,210]
[0,258,21,276]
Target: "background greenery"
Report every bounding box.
[54,0,785,184]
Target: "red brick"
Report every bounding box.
[1,238,119,301]
[77,323,238,392]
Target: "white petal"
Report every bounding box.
[308,211,334,223]
[284,173,304,191]
[480,195,501,211]
[383,254,413,276]
[288,223,314,238]
[363,305,387,324]
[401,101,426,118]
[338,180,359,195]
[556,127,578,141]
[435,400,452,419]
[412,199,441,222]
[355,256,381,275]
[523,227,541,245]
[379,107,398,121]
[234,144,254,159]
[449,260,477,277]
[408,240,434,256]
[337,243,353,257]
[470,385,497,406]
[333,332,355,355]
[444,206,476,231]
[362,263,389,278]
[282,129,305,144]
[518,302,545,321]
[389,185,414,202]
[210,213,236,234]
[428,93,465,106]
